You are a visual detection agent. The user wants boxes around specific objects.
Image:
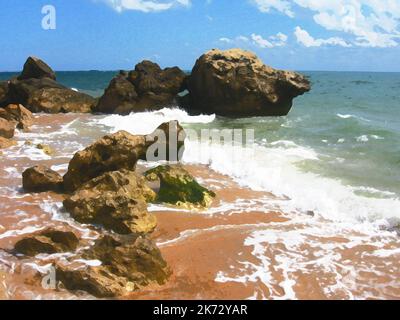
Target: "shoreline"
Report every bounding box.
[0,112,399,300]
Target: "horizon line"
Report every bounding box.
[1,69,400,74]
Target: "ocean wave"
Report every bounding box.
[337,114,371,122]
[90,109,400,228]
[92,108,216,135]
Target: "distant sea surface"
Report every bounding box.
[1,70,400,223]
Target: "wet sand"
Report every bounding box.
[0,113,399,300]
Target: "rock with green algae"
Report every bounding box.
[145,164,216,209]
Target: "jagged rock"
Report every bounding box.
[0,136,16,149]
[145,165,216,209]
[2,57,95,114]
[185,49,311,117]
[14,229,79,256]
[0,104,33,130]
[92,74,138,114]
[0,118,15,139]
[63,121,186,192]
[22,165,63,193]
[56,235,170,298]
[7,78,95,113]
[17,56,56,81]
[63,170,156,234]
[95,61,186,114]
[26,86,95,113]
[63,131,147,192]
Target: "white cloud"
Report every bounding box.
[219,35,249,44]
[220,32,287,49]
[251,32,288,48]
[294,26,351,47]
[251,34,274,48]
[252,0,400,47]
[251,0,294,18]
[99,0,190,13]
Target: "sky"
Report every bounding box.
[0,0,400,72]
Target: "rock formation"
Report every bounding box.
[17,56,56,81]
[0,104,33,130]
[0,137,16,149]
[0,118,15,139]
[1,57,95,113]
[63,170,157,234]
[63,131,147,192]
[145,165,216,209]
[94,61,186,114]
[22,165,63,193]
[63,121,186,192]
[14,229,79,256]
[184,49,311,117]
[56,235,170,298]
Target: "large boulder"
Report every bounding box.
[0,104,33,130]
[17,56,56,81]
[145,165,216,209]
[63,121,186,192]
[63,170,157,234]
[63,131,147,192]
[7,78,95,113]
[56,235,170,298]
[14,229,79,256]
[94,61,186,114]
[185,49,311,117]
[0,118,15,139]
[22,165,63,193]
[0,57,95,113]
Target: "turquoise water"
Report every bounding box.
[216,72,400,198]
[1,70,399,202]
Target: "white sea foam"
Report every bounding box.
[337,114,371,122]
[96,109,400,228]
[93,107,215,135]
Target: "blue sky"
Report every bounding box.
[0,0,399,71]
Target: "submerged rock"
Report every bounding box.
[17,56,56,81]
[22,165,63,193]
[63,170,157,234]
[0,118,15,139]
[56,235,170,298]
[0,104,33,130]
[145,165,216,209]
[184,49,311,117]
[95,61,186,114]
[14,229,79,256]
[36,143,53,156]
